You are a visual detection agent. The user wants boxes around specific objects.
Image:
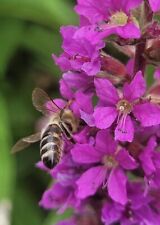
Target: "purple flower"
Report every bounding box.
[139,137,157,176]
[53,26,104,76]
[35,0,160,224]
[60,71,94,100]
[72,130,137,205]
[148,0,160,12]
[139,136,160,191]
[59,71,94,117]
[39,154,83,212]
[148,169,160,189]
[93,71,160,142]
[39,183,72,212]
[75,0,141,39]
[102,182,160,225]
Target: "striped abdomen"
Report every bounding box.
[40,124,62,169]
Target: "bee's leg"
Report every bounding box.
[70,136,76,144]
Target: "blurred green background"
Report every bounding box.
[0,1,77,225]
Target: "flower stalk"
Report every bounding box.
[134,0,153,75]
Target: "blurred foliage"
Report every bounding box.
[0,0,77,225]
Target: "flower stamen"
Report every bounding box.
[110,11,128,26]
[116,99,132,133]
[102,155,118,168]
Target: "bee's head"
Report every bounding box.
[60,109,79,133]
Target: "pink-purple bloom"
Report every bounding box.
[102,182,160,225]
[72,130,137,204]
[75,0,141,39]
[36,0,160,224]
[93,71,160,142]
[53,26,104,76]
[148,0,160,12]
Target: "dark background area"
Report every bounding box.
[0,1,77,224]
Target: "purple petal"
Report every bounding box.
[108,168,127,205]
[140,153,156,176]
[126,59,134,76]
[139,137,157,175]
[71,144,102,164]
[52,53,71,71]
[115,115,134,142]
[71,91,93,116]
[154,67,160,80]
[124,0,143,12]
[127,182,148,209]
[148,0,160,12]
[82,59,101,76]
[75,91,93,113]
[74,25,105,45]
[116,148,138,170]
[80,110,95,127]
[153,151,160,169]
[133,102,160,127]
[36,161,49,172]
[75,0,108,24]
[109,0,142,13]
[95,130,117,155]
[135,205,160,225]
[73,126,91,144]
[150,169,160,187]
[94,78,119,105]
[76,166,106,199]
[101,202,122,225]
[61,71,93,92]
[93,107,117,129]
[123,71,146,101]
[116,22,141,39]
[60,26,77,40]
[39,183,68,210]
[59,78,74,99]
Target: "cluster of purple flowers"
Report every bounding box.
[38,0,160,224]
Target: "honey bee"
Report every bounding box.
[11,88,79,169]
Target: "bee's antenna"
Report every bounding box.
[49,97,62,110]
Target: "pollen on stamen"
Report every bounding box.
[116,99,132,133]
[117,99,132,114]
[110,11,128,26]
[102,155,118,168]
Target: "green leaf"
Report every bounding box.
[0,94,15,200]
[12,187,43,225]
[21,25,61,73]
[0,0,78,29]
[0,19,24,78]
[43,209,72,225]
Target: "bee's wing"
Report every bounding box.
[11,132,41,154]
[32,88,61,116]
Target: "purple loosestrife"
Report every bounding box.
[53,26,104,76]
[93,71,160,142]
[102,182,160,225]
[75,0,141,39]
[71,130,137,204]
[36,0,160,224]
